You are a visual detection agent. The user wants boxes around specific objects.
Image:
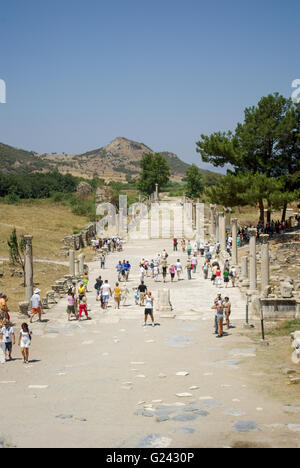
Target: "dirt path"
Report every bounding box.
[0,258,68,266]
[0,239,299,448]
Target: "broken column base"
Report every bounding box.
[18,302,30,318]
[157,289,172,313]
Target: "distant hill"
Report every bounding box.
[0,137,215,182]
[0,143,52,173]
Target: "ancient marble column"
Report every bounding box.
[215,213,220,243]
[75,260,80,277]
[248,228,258,293]
[78,253,85,276]
[69,250,75,277]
[24,235,34,303]
[231,218,238,265]
[218,212,226,253]
[260,234,270,295]
[225,208,232,228]
[241,256,248,279]
[210,205,216,242]
[155,184,159,202]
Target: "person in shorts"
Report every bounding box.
[143,292,155,327]
[67,291,77,321]
[0,320,15,361]
[100,280,112,309]
[169,264,176,282]
[138,282,147,306]
[30,289,43,323]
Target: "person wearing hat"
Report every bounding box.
[30,289,43,323]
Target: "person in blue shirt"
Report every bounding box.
[124,261,131,281]
[116,262,123,281]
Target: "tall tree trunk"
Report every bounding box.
[281,201,287,223]
[267,200,271,224]
[258,199,265,225]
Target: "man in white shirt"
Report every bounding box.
[30,289,43,323]
[100,281,112,309]
[0,320,15,361]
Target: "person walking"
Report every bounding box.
[83,272,89,292]
[230,266,237,287]
[223,296,231,330]
[30,289,43,324]
[140,265,146,283]
[161,259,168,283]
[169,264,176,283]
[143,292,155,327]
[100,280,112,310]
[138,282,147,306]
[67,290,77,321]
[187,241,192,256]
[203,262,210,279]
[114,282,121,310]
[116,262,123,282]
[18,323,32,364]
[186,259,192,280]
[223,268,230,289]
[95,276,103,301]
[0,320,15,361]
[216,267,222,288]
[78,296,89,321]
[176,260,183,281]
[173,238,178,252]
[100,255,106,269]
[191,254,198,273]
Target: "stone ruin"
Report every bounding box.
[61,223,96,253]
[291,331,300,364]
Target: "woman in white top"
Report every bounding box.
[144,293,155,327]
[18,323,32,364]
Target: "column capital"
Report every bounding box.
[217,211,225,217]
[260,234,269,244]
[231,217,238,224]
[24,235,33,242]
[248,228,257,237]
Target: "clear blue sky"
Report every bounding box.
[0,0,299,172]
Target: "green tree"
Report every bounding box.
[7,228,26,284]
[185,164,204,199]
[197,93,300,223]
[137,153,171,196]
[205,172,285,221]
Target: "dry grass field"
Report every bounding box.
[0,199,90,314]
[0,261,68,314]
[0,199,88,260]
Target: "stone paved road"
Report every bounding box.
[1,240,300,448]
